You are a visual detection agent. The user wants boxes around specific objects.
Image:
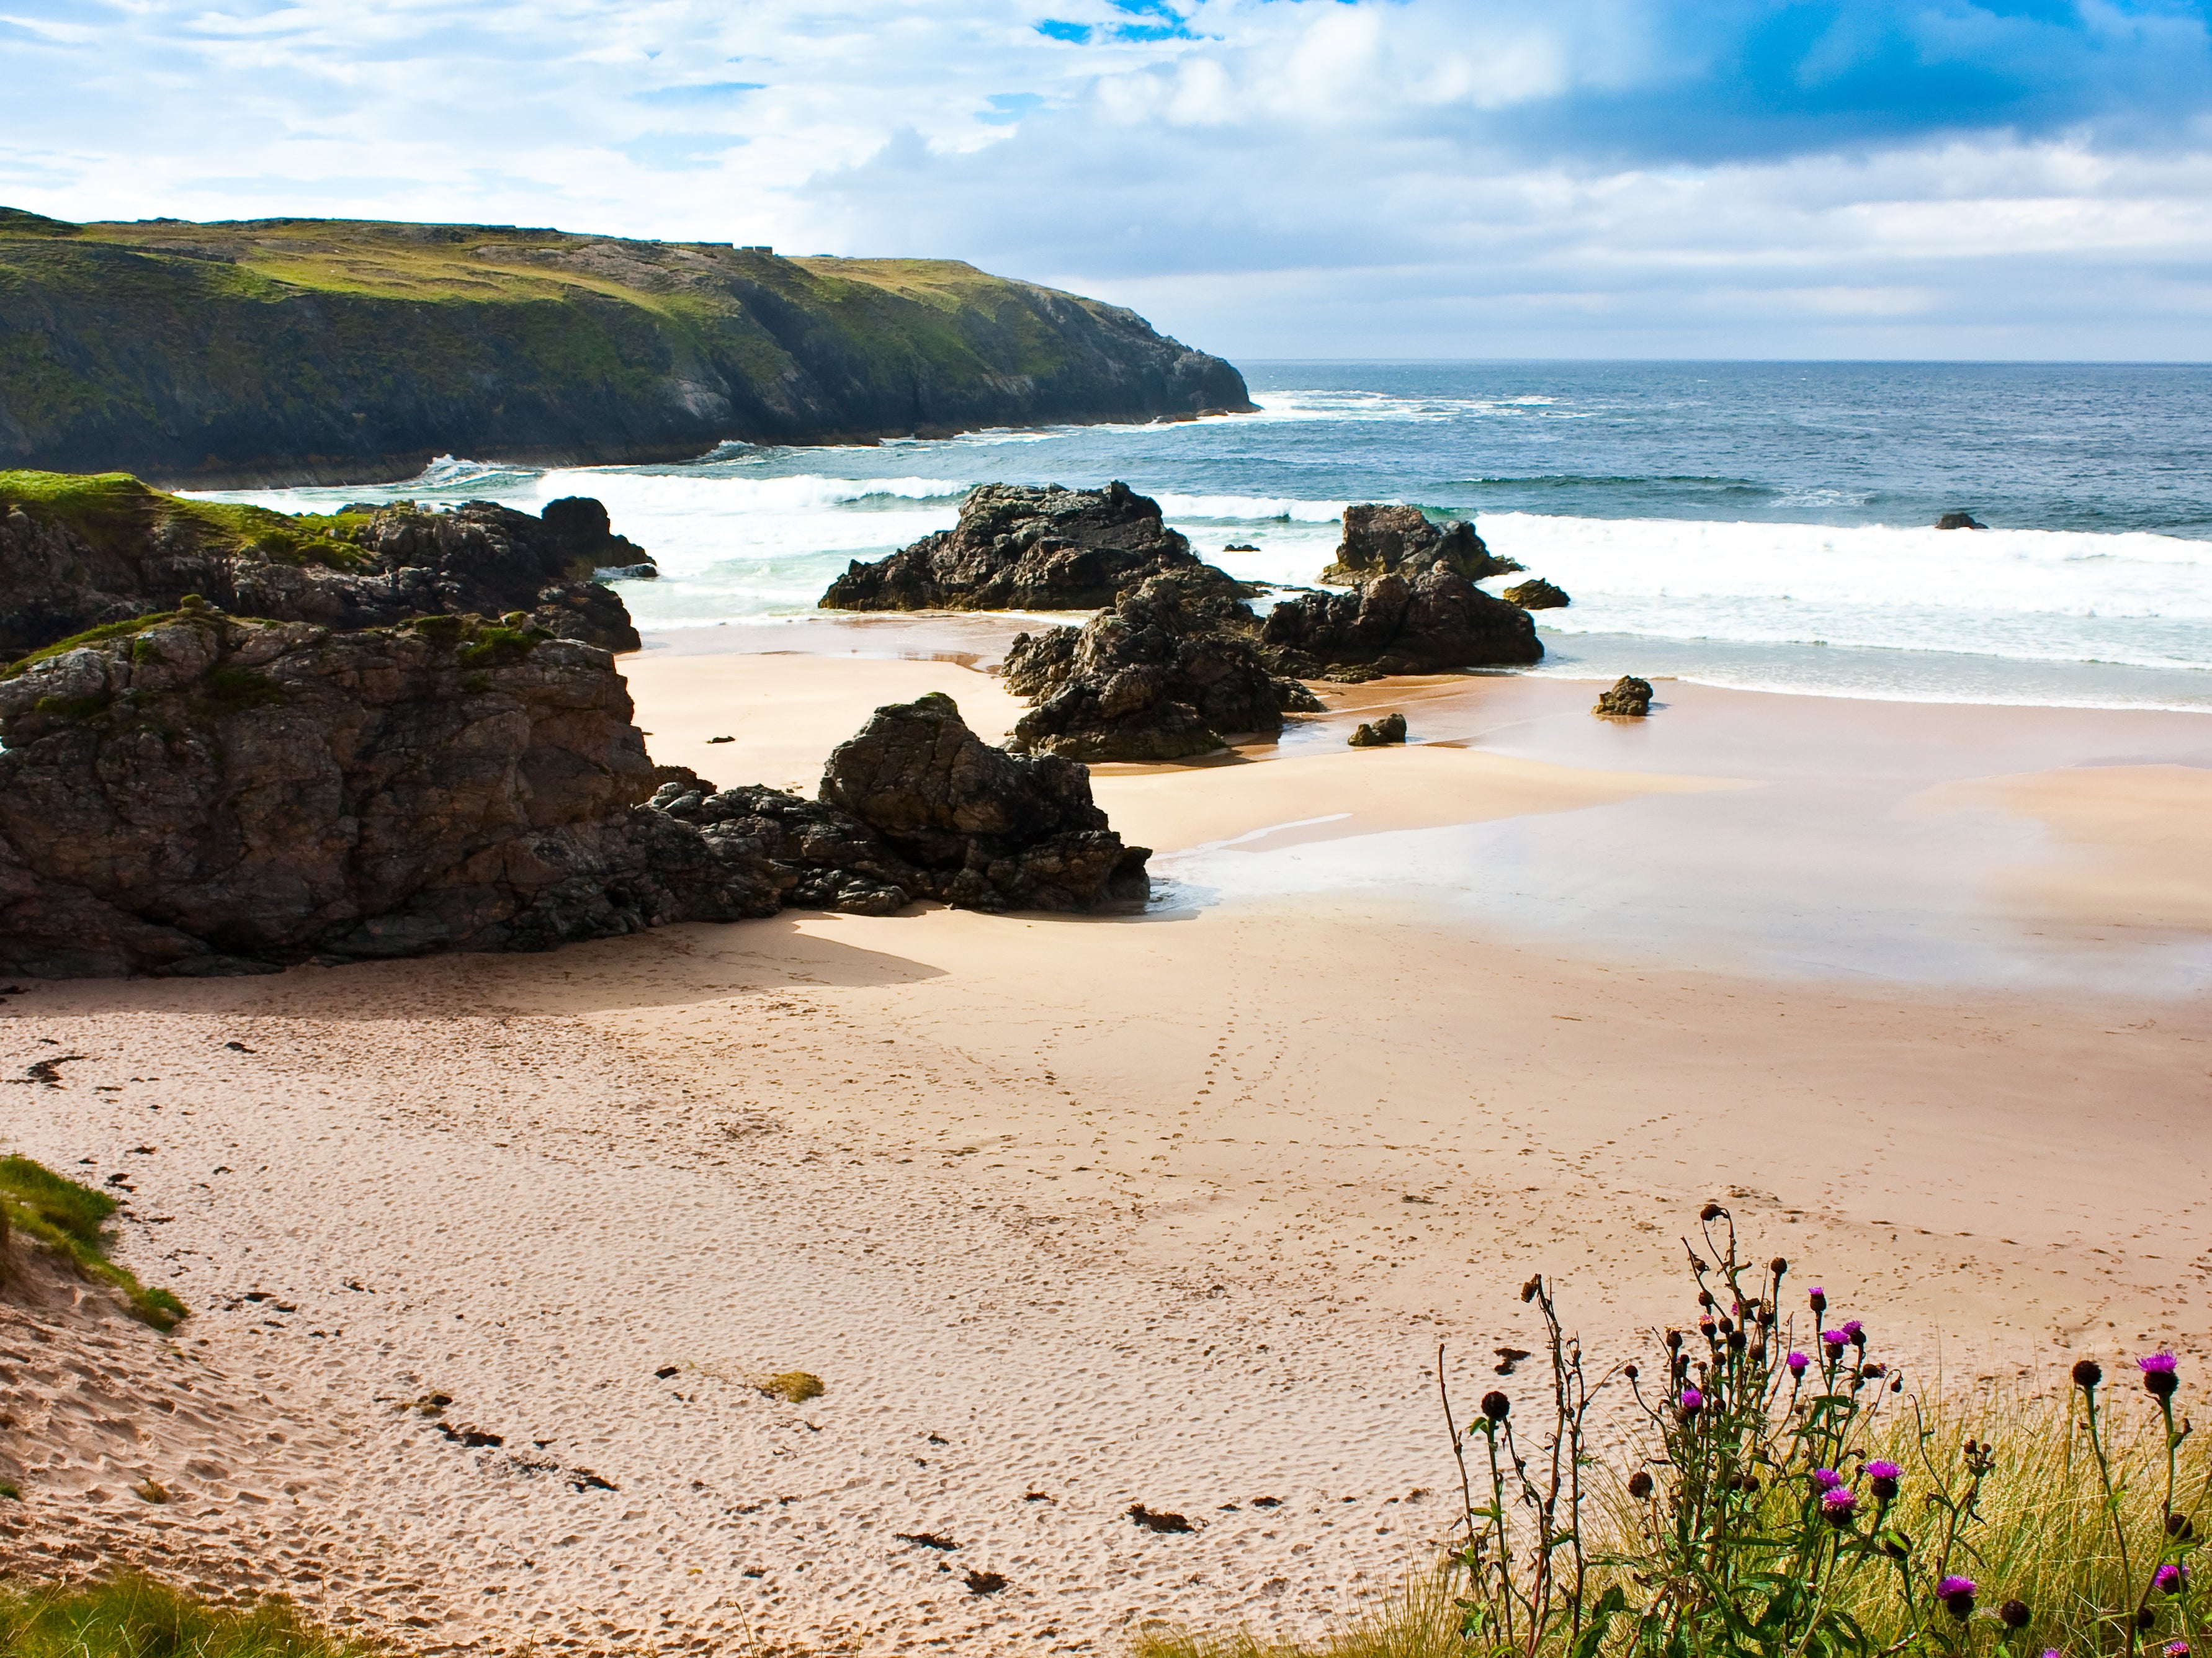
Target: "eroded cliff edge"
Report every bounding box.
[0,208,1255,486]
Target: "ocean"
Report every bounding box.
[215,361,2212,712]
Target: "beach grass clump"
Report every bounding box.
[1154,1206,2207,1658]
[0,1574,376,1658]
[0,1153,189,1329]
[758,1370,825,1404]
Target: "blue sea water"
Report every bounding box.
[215,361,2212,712]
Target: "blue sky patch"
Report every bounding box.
[632,81,766,107]
[978,92,1047,126]
[1036,19,1091,42]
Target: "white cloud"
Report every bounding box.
[0,0,2208,357]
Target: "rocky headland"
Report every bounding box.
[0,612,1146,978]
[820,482,1219,612]
[0,471,651,658]
[0,210,1254,486]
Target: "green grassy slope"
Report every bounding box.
[0,209,1254,485]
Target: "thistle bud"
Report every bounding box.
[2000,1600,2030,1629]
[1628,1469,1653,1499]
[2072,1358,2103,1393]
[1480,1391,1510,1423]
[1623,1363,1639,1381]
[1699,1201,1723,1221]
[1770,1257,1788,1277]
[1809,1288,1827,1315]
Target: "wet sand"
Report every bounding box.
[3,627,2209,1655]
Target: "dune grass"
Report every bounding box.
[0,1153,189,1329]
[0,1574,378,1658]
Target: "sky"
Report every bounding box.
[4,1,2212,359]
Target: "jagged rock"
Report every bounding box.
[1261,570,1543,677]
[819,482,1216,612]
[0,476,652,661]
[1002,571,1319,761]
[1935,511,1987,531]
[1346,712,1407,747]
[1347,713,1407,748]
[1322,504,1520,585]
[820,692,1150,911]
[0,622,1148,977]
[1502,578,1570,610]
[1593,675,1654,717]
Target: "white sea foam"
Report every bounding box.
[1478,512,2212,672]
[200,453,2212,699]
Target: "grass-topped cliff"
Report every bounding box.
[0,208,1254,485]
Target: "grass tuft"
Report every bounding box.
[0,1153,189,1330]
[758,1370,825,1404]
[0,1574,377,1658]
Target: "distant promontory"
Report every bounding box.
[0,208,1256,486]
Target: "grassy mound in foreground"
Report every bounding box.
[0,1153,189,1329]
[0,468,370,570]
[0,1575,377,1658]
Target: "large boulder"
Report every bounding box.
[818,692,1150,911]
[1002,571,1318,761]
[818,482,1213,612]
[1593,675,1654,717]
[0,474,653,660]
[0,619,1149,977]
[1261,570,1543,678]
[1322,504,1520,585]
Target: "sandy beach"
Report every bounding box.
[4,627,2210,1655]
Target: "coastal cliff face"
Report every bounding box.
[0,210,1255,486]
[0,616,1146,979]
[0,471,649,657]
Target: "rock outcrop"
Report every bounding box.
[1261,570,1543,679]
[1322,504,1520,585]
[1502,578,1570,610]
[1002,571,1319,761]
[1935,511,1987,531]
[0,617,1147,978]
[1593,675,1654,717]
[821,482,1216,612]
[1346,712,1407,748]
[816,692,1150,910]
[0,473,652,660]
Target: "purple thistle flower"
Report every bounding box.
[2165,1643,2189,1658]
[1866,1459,1900,1500]
[1813,1468,1842,1490]
[1938,1575,1977,1618]
[2142,1352,2182,1400]
[1820,1486,1856,1525]
[1841,1319,1863,1338]
[1786,1350,1809,1375]
[1679,1386,1703,1414]
[1821,1329,1847,1345]
[1938,1575,1976,1597]
[2156,1564,2187,1594]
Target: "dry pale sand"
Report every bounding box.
[3,643,2210,1656]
